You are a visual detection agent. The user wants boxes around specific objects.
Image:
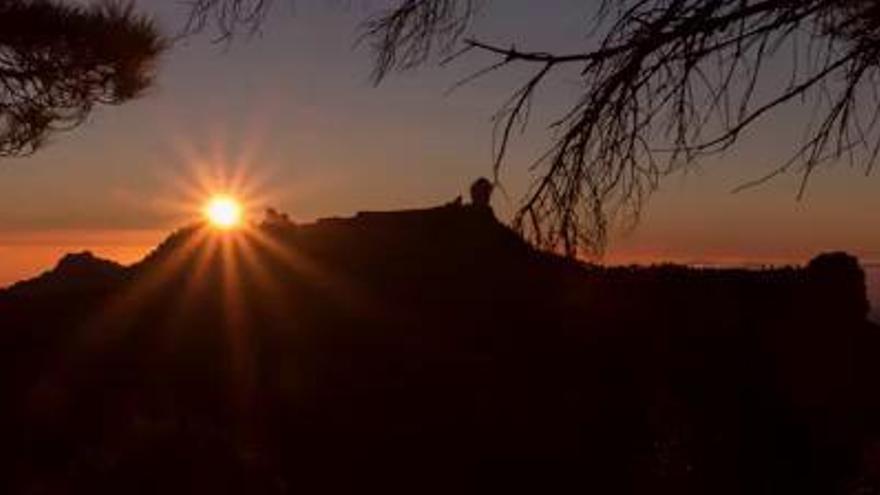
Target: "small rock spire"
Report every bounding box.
[469,177,494,208]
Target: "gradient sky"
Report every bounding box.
[1,0,879,285]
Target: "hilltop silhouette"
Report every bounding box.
[0,199,878,494]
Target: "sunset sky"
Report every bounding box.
[1,0,879,285]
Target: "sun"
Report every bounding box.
[204,195,244,229]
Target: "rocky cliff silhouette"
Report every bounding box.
[0,202,878,494]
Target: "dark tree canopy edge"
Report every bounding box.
[0,0,164,158]
[191,0,880,256]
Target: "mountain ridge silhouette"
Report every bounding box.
[1,201,878,493]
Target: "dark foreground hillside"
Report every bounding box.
[1,202,878,494]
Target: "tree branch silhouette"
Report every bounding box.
[184,0,276,40]
[0,0,164,158]
[184,0,880,256]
